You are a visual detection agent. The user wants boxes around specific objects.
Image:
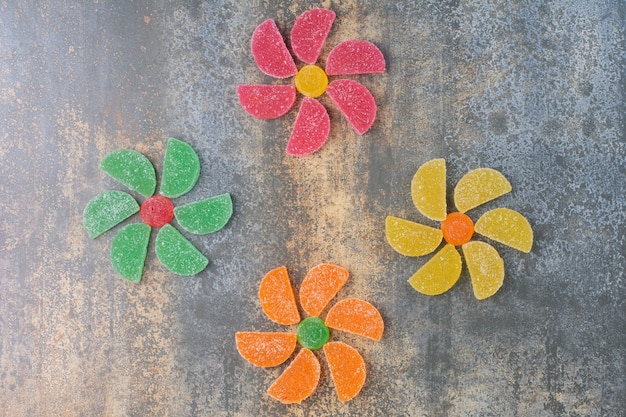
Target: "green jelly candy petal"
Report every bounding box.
[83,191,139,239]
[160,138,200,198]
[100,149,157,197]
[110,223,151,283]
[155,224,208,275]
[174,193,233,235]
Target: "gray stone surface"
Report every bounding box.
[0,1,624,416]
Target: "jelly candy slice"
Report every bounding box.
[110,223,151,283]
[155,224,208,275]
[160,138,200,199]
[323,341,366,402]
[462,241,505,300]
[326,40,385,76]
[411,159,447,221]
[454,168,512,213]
[235,332,297,368]
[385,216,442,257]
[325,298,384,341]
[326,79,377,135]
[259,266,300,325]
[299,263,349,317]
[267,348,320,404]
[251,19,297,78]
[174,193,233,235]
[83,190,139,239]
[291,8,335,64]
[237,85,296,119]
[474,208,533,253]
[99,149,157,198]
[285,97,330,157]
[407,244,462,295]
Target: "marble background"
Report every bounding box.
[0,1,624,416]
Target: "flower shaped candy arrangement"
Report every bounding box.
[386,159,533,299]
[236,264,384,404]
[83,138,233,282]
[237,8,385,157]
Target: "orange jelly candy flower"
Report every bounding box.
[235,263,384,403]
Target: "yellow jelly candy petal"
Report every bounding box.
[454,168,512,213]
[462,241,504,300]
[474,208,533,253]
[385,216,442,257]
[407,244,462,295]
[411,159,447,221]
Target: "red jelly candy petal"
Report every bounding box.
[237,85,296,119]
[325,40,386,76]
[286,98,330,157]
[290,8,335,64]
[251,19,297,78]
[326,79,377,135]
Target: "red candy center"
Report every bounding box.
[140,195,174,227]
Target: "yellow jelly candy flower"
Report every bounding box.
[386,159,533,300]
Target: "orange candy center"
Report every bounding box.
[441,212,474,246]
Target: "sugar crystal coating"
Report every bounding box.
[160,138,200,199]
[155,224,208,275]
[237,85,296,119]
[83,190,139,239]
[385,216,443,257]
[326,79,377,135]
[235,332,297,368]
[110,223,151,283]
[454,168,512,213]
[299,263,348,317]
[326,40,386,76]
[251,19,297,78]
[258,266,300,325]
[407,244,462,295]
[285,98,330,157]
[475,208,533,253]
[325,298,384,341]
[411,158,447,221]
[100,149,157,198]
[267,348,320,404]
[462,241,505,300]
[290,8,335,64]
[323,341,366,402]
[174,193,233,235]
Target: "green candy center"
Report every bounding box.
[296,317,330,350]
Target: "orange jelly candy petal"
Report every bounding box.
[299,264,349,317]
[235,332,297,368]
[267,348,320,404]
[259,266,300,325]
[325,298,384,341]
[323,341,367,402]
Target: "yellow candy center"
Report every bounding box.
[295,65,328,98]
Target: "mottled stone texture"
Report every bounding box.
[0,1,624,416]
